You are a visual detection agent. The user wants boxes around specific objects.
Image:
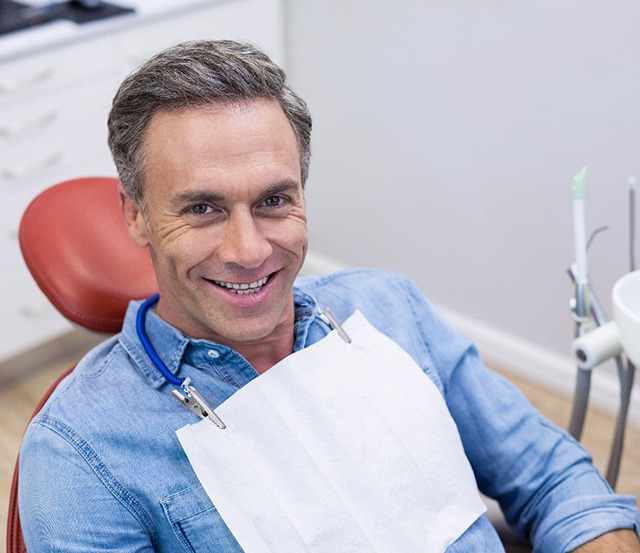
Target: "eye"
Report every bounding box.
[261,195,285,208]
[255,193,295,218]
[189,204,212,215]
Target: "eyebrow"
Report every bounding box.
[169,190,225,209]
[169,180,302,209]
[260,180,303,198]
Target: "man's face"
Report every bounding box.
[122,100,308,348]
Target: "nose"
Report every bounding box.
[218,210,273,268]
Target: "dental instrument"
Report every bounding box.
[568,167,593,441]
[571,167,591,330]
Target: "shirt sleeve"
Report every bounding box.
[18,414,156,553]
[398,275,640,551]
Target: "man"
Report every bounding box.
[19,39,640,552]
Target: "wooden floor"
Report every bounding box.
[1,334,639,547]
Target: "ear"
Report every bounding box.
[119,184,150,248]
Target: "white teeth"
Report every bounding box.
[213,276,268,294]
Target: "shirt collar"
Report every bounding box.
[120,300,189,389]
[119,287,322,388]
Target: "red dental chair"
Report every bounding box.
[7,176,157,553]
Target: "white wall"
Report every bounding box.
[285,2,640,414]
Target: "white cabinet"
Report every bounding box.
[0,0,284,362]
[1,34,116,190]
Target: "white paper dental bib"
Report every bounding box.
[176,311,486,552]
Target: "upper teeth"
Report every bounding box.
[213,276,268,291]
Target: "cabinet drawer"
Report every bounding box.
[1,76,116,192]
[0,33,115,103]
[0,154,117,213]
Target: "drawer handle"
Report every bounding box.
[0,110,57,137]
[2,150,63,180]
[0,67,54,94]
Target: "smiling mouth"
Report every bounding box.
[211,276,270,295]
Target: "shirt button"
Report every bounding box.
[207,349,220,359]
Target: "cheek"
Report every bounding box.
[151,230,220,274]
[267,225,307,255]
[288,220,309,251]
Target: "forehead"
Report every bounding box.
[142,100,302,199]
[145,100,298,159]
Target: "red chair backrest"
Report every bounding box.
[7,177,158,552]
[19,177,157,332]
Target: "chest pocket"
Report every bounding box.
[161,483,244,552]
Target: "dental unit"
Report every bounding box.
[568,169,638,489]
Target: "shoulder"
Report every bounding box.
[296,267,421,304]
[297,269,470,386]
[296,268,442,327]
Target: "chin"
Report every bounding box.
[213,316,278,344]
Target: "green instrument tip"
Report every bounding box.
[572,166,587,199]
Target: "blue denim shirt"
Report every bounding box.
[19,269,639,552]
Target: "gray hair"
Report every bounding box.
[108,39,312,206]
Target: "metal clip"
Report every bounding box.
[172,381,226,429]
[318,307,352,344]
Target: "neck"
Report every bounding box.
[233,330,295,374]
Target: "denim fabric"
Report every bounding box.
[19,269,640,552]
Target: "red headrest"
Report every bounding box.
[18,177,158,334]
